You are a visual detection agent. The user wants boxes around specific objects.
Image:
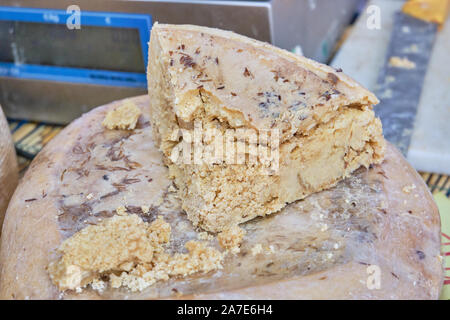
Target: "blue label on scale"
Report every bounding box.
[0,7,152,88]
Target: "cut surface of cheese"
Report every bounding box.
[0,106,18,233]
[147,23,386,232]
[0,96,442,299]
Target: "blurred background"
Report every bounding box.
[0,0,449,296]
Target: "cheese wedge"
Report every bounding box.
[147,23,385,232]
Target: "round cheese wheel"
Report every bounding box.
[0,106,18,234]
[0,96,442,299]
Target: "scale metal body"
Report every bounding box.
[0,0,359,124]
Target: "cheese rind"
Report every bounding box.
[147,23,385,232]
[0,96,441,299]
[102,101,142,130]
[0,105,18,233]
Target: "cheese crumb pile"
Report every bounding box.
[197,231,214,241]
[48,213,224,293]
[102,101,142,130]
[110,240,224,292]
[388,56,416,69]
[217,225,246,253]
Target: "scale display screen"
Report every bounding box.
[0,21,145,73]
[0,7,152,88]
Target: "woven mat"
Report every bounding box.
[8,119,450,299]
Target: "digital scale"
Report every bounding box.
[0,0,359,124]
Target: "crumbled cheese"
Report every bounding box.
[141,205,150,215]
[102,101,142,130]
[91,279,106,293]
[109,240,224,292]
[116,205,127,216]
[229,247,241,254]
[197,231,214,241]
[48,215,224,293]
[251,244,263,256]
[379,88,393,99]
[403,44,419,54]
[267,245,276,254]
[217,225,246,250]
[389,56,416,69]
[385,75,396,84]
